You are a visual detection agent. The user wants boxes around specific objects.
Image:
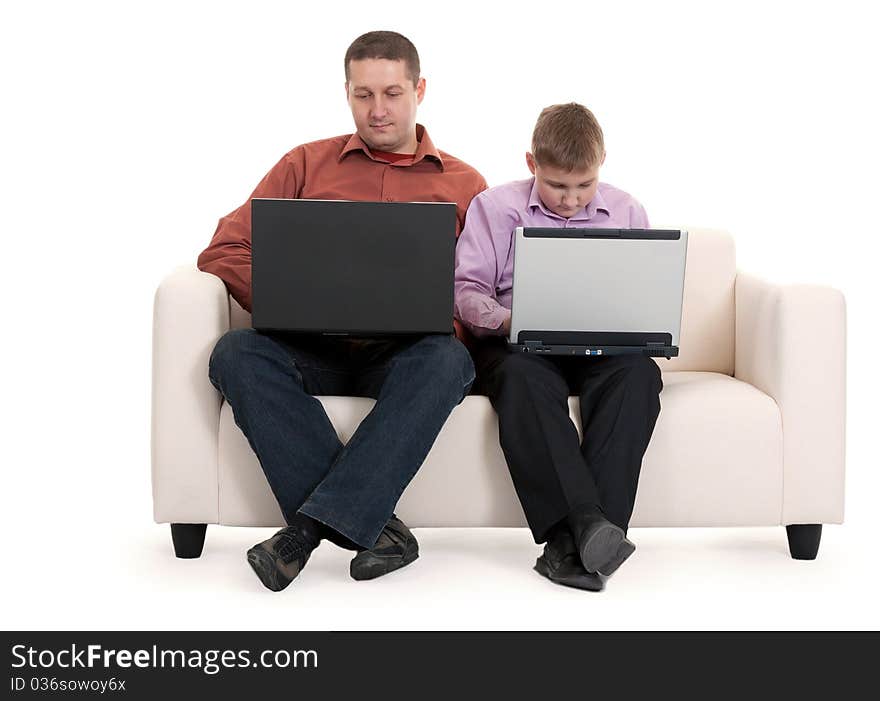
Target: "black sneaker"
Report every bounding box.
[350,515,419,581]
[534,528,604,592]
[246,525,320,592]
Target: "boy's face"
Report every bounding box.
[526,151,605,218]
[346,58,425,154]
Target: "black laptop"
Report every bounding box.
[251,198,457,335]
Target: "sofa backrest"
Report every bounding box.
[229,227,737,374]
[659,227,735,374]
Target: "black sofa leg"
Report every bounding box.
[171,523,207,559]
[786,524,822,560]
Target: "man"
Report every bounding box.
[199,31,487,591]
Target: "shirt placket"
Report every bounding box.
[381,164,396,202]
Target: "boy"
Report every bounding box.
[454,103,662,591]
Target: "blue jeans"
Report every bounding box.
[208,330,474,548]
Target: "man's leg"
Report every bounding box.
[567,354,663,532]
[208,329,350,525]
[297,334,475,549]
[474,341,600,544]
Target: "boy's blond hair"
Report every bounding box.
[531,103,605,172]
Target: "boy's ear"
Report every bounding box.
[525,152,536,175]
[600,150,607,166]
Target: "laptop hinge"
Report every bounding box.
[646,342,667,348]
[523,340,544,349]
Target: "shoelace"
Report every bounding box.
[276,532,309,565]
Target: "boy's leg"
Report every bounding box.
[566,354,663,531]
[297,334,475,549]
[473,340,601,544]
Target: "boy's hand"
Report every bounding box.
[500,312,512,336]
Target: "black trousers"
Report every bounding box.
[472,339,663,543]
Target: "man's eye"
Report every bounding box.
[387,92,402,98]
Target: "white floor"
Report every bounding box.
[6,520,877,631]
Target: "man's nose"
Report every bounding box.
[370,97,388,118]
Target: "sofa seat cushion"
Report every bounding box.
[217,371,782,528]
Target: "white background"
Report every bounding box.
[1,0,878,630]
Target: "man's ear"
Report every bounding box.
[416,76,426,105]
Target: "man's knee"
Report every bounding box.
[409,334,475,389]
[208,328,275,390]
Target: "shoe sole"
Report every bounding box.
[350,543,419,581]
[534,556,604,592]
[579,523,635,576]
[247,547,291,592]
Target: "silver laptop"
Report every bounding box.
[508,227,688,358]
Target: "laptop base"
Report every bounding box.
[508,343,679,359]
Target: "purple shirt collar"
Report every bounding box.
[526,176,610,221]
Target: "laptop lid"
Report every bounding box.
[251,199,457,335]
[508,227,688,355]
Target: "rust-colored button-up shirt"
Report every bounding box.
[197,124,487,314]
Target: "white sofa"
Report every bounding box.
[152,229,846,560]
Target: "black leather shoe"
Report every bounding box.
[534,528,604,591]
[350,515,419,581]
[247,525,320,592]
[567,507,635,576]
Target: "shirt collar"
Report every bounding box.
[526,177,610,221]
[339,124,444,170]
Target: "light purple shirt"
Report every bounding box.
[454,177,650,336]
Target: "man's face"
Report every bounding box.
[526,151,605,218]
[346,58,425,154]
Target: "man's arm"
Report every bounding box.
[197,151,301,313]
[454,193,512,337]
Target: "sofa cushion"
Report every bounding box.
[217,371,782,528]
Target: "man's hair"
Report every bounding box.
[531,103,605,171]
[344,31,421,86]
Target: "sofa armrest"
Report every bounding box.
[151,266,230,524]
[734,272,846,524]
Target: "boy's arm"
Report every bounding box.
[196,151,301,313]
[632,200,650,228]
[454,193,512,337]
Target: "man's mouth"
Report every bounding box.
[370,123,392,130]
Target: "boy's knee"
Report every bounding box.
[631,355,663,392]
